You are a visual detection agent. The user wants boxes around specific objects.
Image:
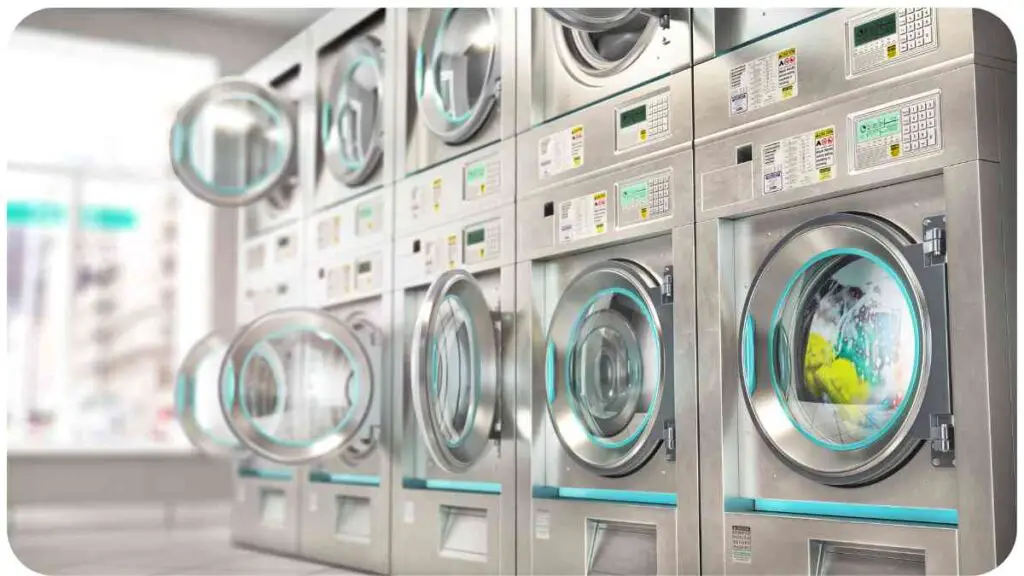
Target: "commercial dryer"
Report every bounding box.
[515,144,698,573]
[396,8,516,178]
[311,9,397,211]
[693,9,1016,574]
[390,204,516,575]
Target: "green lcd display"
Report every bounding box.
[466,228,485,245]
[357,261,372,274]
[854,13,897,47]
[619,105,647,129]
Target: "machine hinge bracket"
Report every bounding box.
[664,419,676,462]
[922,215,947,266]
[661,265,675,305]
[929,413,955,468]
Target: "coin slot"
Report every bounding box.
[413,239,422,253]
[544,201,554,217]
[736,143,753,164]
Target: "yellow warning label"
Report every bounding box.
[479,248,486,258]
[889,143,902,157]
[594,192,606,201]
[777,48,796,59]
[782,85,794,99]
[886,44,898,59]
[433,202,440,212]
[640,207,649,220]
[639,128,647,142]
[818,166,832,181]
[447,234,457,245]
[432,178,443,190]
[479,183,486,195]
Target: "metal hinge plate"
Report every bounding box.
[664,419,676,462]
[929,413,955,467]
[922,215,947,266]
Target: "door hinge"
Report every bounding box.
[929,414,955,468]
[662,265,675,305]
[923,216,947,266]
[664,419,676,462]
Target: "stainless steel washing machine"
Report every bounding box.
[693,9,1015,574]
[176,329,302,556]
[311,9,397,211]
[515,142,697,573]
[390,205,515,575]
[170,32,309,238]
[516,8,692,134]
[396,8,516,178]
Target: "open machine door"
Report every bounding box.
[323,36,385,187]
[414,8,500,145]
[176,330,284,456]
[170,78,297,208]
[544,260,674,477]
[219,308,377,466]
[740,213,953,487]
[410,269,501,473]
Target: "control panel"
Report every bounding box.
[462,219,502,266]
[463,157,502,201]
[616,170,674,228]
[355,197,384,237]
[401,217,504,282]
[849,90,942,172]
[615,90,671,153]
[313,250,385,303]
[848,8,937,76]
[408,155,503,224]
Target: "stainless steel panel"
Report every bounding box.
[231,476,301,555]
[300,482,389,573]
[517,70,692,197]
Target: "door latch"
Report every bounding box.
[664,419,676,462]
[923,216,947,266]
[929,413,955,467]
[662,265,674,305]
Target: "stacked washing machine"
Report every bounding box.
[693,8,1017,575]
[514,9,699,575]
[390,8,518,575]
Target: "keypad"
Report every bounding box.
[647,174,672,218]
[617,171,673,228]
[648,95,670,138]
[897,8,935,54]
[851,92,942,171]
[900,97,938,151]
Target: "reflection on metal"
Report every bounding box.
[324,36,385,187]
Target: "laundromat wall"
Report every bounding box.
[171,8,1017,576]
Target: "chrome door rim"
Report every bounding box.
[219,308,374,465]
[551,11,657,82]
[740,213,931,486]
[170,78,297,208]
[323,36,384,187]
[410,269,500,473]
[545,260,667,476]
[415,8,499,145]
[545,8,644,33]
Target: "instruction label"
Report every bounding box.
[403,501,415,523]
[761,125,835,194]
[730,525,752,563]
[557,191,608,243]
[534,510,551,540]
[539,125,585,179]
[729,48,798,115]
[431,178,443,212]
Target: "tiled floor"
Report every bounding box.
[9,516,357,575]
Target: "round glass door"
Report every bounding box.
[219,308,374,465]
[411,270,500,473]
[740,213,932,486]
[415,8,499,144]
[545,260,669,476]
[323,36,384,187]
[549,8,660,79]
[170,78,297,208]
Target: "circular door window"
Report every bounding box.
[411,270,499,473]
[220,308,374,465]
[170,78,297,208]
[416,8,499,144]
[549,9,658,79]
[176,331,286,456]
[323,36,384,187]
[545,260,669,477]
[741,214,931,486]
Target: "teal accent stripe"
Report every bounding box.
[171,124,185,163]
[309,471,381,486]
[7,201,136,231]
[238,467,293,481]
[742,315,756,395]
[404,477,501,494]
[534,485,677,507]
[545,340,556,404]
[752,498,958,525]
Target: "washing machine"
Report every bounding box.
[396,8,516,178]
[693,9,1015,574]
[516,8,692,135]
[515,138,697,574]
[390,203,515,575]
[175,329,302,556]
[311,9,397,212]
[170,32,309,239]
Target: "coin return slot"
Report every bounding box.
[586,519,657,576]
[810,541,925,576]
[259,488,287,528]
[335,495,372,544]
[543,201,554,217]
[413,239,422,253]
[439,506,488,563]
[736,143,753,164]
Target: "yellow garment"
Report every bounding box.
[804,333,872,425]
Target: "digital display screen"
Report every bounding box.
[854,13,897,47]
[619,105,647,129]
[466,228,485,245]
[357,261,371,274]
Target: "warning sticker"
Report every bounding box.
[557,191,608,243]
[535,511,551,540]
[761,125,835,194]
[730,525,752,563]
[539,125,585,179]
[431,178,443,212]
[729,47,798,116]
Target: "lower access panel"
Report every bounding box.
[301,482,389,574]
[231,476,300,555]
[393,490,505,575]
